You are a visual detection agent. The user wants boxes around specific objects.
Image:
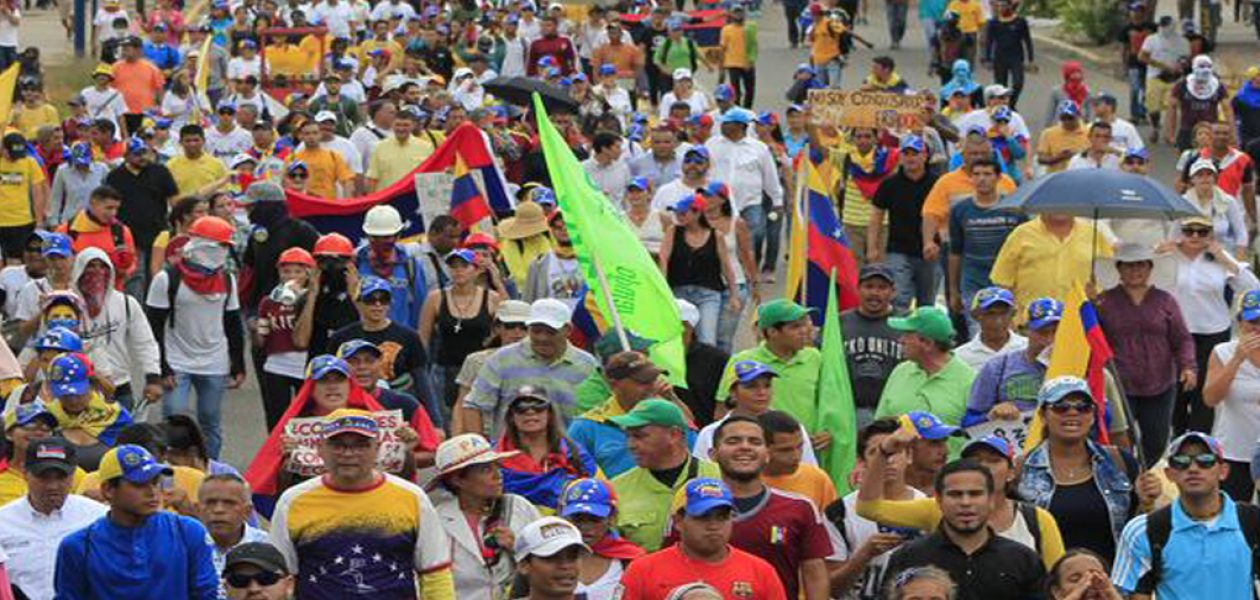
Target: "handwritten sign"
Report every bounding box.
[283,410,408,476]
[807,89,926,130]
[963,412,1035,454]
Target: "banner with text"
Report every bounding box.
[807,90,927,130]
[283,410,407,476]
[963,412,1035,454]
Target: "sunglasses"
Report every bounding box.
[362,295,391,306]
[1048,401,1095,415]
[1168,452,1219,470]
[512,401,548,415]
[500,322,527,331]
[1181,227,1212,237]
[288,172,308,180]
[226,571,284,588]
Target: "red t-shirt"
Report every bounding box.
[618,545,787,600]
[257,295,302,356]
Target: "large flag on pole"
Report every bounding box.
[531,94,686,385]
[818,268,859,492]
[786,155,860,323]
[0,64,20,125]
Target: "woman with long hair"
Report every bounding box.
[495,387,597,510]
[657,193,740,347]
[699,182,758,354]
[419,248,500,412]
[150,195,209,277]
[160,70,197,131]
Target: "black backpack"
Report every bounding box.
[1134,502,1260,596]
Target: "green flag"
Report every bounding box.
[818,268,858,493]
[531,95,686,385]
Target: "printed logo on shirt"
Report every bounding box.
[731,581,754,598]
[0,171,25,186]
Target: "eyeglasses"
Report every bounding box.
[1168,452,1219,470]
[1181,227,1212,237]
[225,571,284,588]
[1048,401,1095,415]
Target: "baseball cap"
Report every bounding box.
[1124,147,1150,162]
[626,176,650,192]
[306,354,351,380]
[217,103,237,114]
[1026,298,1064,331]
[756,298,814,329]
[35,327,83,353]
[1189,157,1218,176]
[1238,289,1260,321]
[604,351,663,383]
[673,68,693,81]
[560,478,617,518]
[243,181,286,204]
[858,263,894,283]
[720,107,754,124]
[357,276,393,301]
[224,542,290,575]
[97,444,174,484]
[676,298,700,327]
[39,231,73,258]
[683,145,711,163]
[1167,431,1224,459]
[322,408,379,439]
[714,83,734,102]
[681,478,734,516]
[961,434,1015,463]
[229,153,257,169]
[1057,100,1081,117]
[314,110,339,123]
[992,105,1013,122]
[669,193,705,214]
[983,84,1011,100]
[48,352,92,397]
[4,400,57,431]
[125,137,148,155]
[888,306,955,343]
[1092,90,1118,105]
[337,339,382,360]
[527,298,572,330]
[497,299,530,325]
[901,411,962,440]
[970,286,1016,311]
[444,248,477,265]
[598,64,617,77]
[25,437,78,476]
[1037,375,1093,406]
[899,135,925,153]
[435,433,519,476]
[509,385,550,411]
[514,516,590,559]
[731,360,777,386]
[609,398,687,430]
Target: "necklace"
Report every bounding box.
[449,287,478,333]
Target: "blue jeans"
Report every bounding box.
[819,58,845,89]
[1127,66,1146,121]
[886,2,908,45]
[717,283,750,354]
[124,246,153,303]
[886,252,938,311]
[163,372,229,459]
[740,204,767,268]
[920,17,938,62]
[674,285,722,346]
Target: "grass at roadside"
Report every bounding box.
[42,60,95,105]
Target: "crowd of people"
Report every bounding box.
[0,0,1255,596]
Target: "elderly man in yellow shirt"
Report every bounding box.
[989,212,1112,325]
[366,105,434,191]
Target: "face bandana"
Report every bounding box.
[177,237,231,296]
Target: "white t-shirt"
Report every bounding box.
[0,266,32,320]
[658,90,712,120]
[1210,340,1260,461]
[204,125,253,164]
[145,270,240,376]
[79,86,128,123]
[831,490,926,600]
[93,8,131,48]
[1066,152,1122,171]
[954,332,1028,372]
[311,0,355,38]
[693,413,819,466]
[651,177,706,212]
[1108,117,1145,152]
[160,90,198,131]
[575,554,622,600]
[1140,33,1189,82]
[0,7,20,47]
[226,55,262,80]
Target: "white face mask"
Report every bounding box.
[183,238,229,272]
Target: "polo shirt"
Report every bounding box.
[0,494,108,600]
[1112,494,1255,599]
[885,528,1045,600]
[717,343,822,430]
[466,339,599,434]
[730,488,835,599]
[166,153,229,197]
[55,511,219,600]
[0,156,44,227]
[366,136,436,191]
[874,355,975,454]
[988,218,1112,325]
[1035,125,1090,173]
[613,457,720,552]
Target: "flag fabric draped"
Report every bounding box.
[532,95,686,386]
[0,64,19,125]
[786,155,860,323]
[1023,282,1115,451]
[191,35,213,120]
[817,268,859,493]
[450,155,492,227]
[284,123,513,242]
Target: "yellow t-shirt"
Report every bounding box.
[719,24,749,69]
[0,156,45,227]
[358,39,405,70]
[947,0,985,34]
[166,153,229,197]
[0,466,88,507]
[367,136,435,190]
[762,463,838,511]
[76,464,207,509]
[291,147,354,198]
[1035,125,1090,174]
[989,217,1113,324]
[809,18,846,66]
[12,103,62,139]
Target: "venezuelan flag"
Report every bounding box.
[450,155,491,229]
[1024,282,1115,451]
[846,145,899,200]
[786,156,859,323]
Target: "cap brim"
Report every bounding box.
[524,538,591,559]
[919,425,963,440]
[439,450,520,475]
[51,380,90,397]
[559,502,613,519]
[1027,317,1061,331]
[123,462,175,484]
[961,440,1011,461]
[325,427,378,439]
[525,318,566,330]
[224,557,289,574]
[27,460,76,476]
[685,499,734,517]
[608,414,651,429]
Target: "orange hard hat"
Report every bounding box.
[187,216,235,244]
[278,247,316,267]
[313,233,354,257]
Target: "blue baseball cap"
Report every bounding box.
[532,186,556,206]
[125,136,148,155]
[720,107,754,124]
[992,105,1013,122]
[1124,147,1150,162]
[631,112,650,125]
[795,63,816,76]
[36,327,83,353]
[286,160,309,175]
[572,72,588,83]
[713,83,734,102]
[337,339,382,360]
[786,103,806,114]
[505,12,520,24]
[39,232,72,258]
[627,176,650,191]
[1027,297,1064,331]
[683,146,711,163]
[559,478,616,518]
[904,411,962,440]
[5,400,56,430]
[731,360,778,386]
[962,434,1015,463]
[682,478,734,516]
[703,181,730,199]
[444,248,477,265]
[1057,100,1081,117]
[97,444,174,484]
[1037,375,1093,406]
[1239,290,1260,321]
[1167,431,1224,459]
[669,193,705,214]
[756,110,778,126]
[307,354,351,380]
[67,141,92,166]
[48,352,91,398]
[598,63,617,76]
[971,286,1016,311]
[899,134,925,153]
[358,276,393,301]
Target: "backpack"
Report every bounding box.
[1015,500,1042,555]
[67,221,127,256]
[659,36,698,72]
[1134,502,1260,597]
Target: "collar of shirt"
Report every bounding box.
[1172,492,1239,533]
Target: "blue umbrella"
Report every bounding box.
[993,169,1201,219]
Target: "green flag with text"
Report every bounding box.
[818,268,858,492]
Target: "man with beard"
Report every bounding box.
[103,136,178,297]
[884,460,1044,600]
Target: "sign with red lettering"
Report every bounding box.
[807,89,927,130]
[283,410,408,476]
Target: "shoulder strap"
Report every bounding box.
[822,499,853,554]
[165,264,182,322]
[1236,503,1260,598]
[110,222,125,252]
[1017,501,1042,556]
[1135,506,1174,594]
[686,456,699,481]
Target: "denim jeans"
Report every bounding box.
[163,372,229,459]
[1127,66,1147,121]
[674,285,723,346]
[920,17,938,62]
[717,283,750,354]
[886,252,938,311]
[740,204,767,268]
[886,2,909,45]
[819,57,845,88]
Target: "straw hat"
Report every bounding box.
[498,201,549,240]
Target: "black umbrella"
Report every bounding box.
[483,76,579,113]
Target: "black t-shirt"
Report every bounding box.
[871,168,938,257]
[635,24,669,73]
[678,339,730,426]
[885,531,1046,600]
[838,309,904,410]
[242,217,320,310]
[1234,97,1260,147]
[1048,479,1118,564]
[105,164,179,250]
[328,321,428,394]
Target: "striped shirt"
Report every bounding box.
[464,339,599,437]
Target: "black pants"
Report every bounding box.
[993,61,1027,109]
[727,67,756,108]
[1175,329,1231,436]
[1130,387,1176,468]
[123,113,146,137]
[1224,459,1256,503]
[784,1,805,46]
[646,66,668,106]
[260,370,303,432]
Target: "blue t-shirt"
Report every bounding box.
[55,512,219,600]
[948,197,1026,295]
[963,349,1044,426]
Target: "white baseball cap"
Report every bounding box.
[362,205,404,237]
[435,433,519,476]
[497,300,531,324]
[514,516,590,559]
[676,298,700,328]
[314,110,338,123]
[527,298,572,330]
[672,68,693,81]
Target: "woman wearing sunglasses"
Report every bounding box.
[1015,376,1158,566]
[495,385,596,510]
[1202,289,1260,502]
[1181,157,1248,260]
[1169,215,1259,435]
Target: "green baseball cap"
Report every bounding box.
[608,398,687,430]
[756,299,815,329]
[888,306,955,343]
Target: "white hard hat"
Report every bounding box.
[362,205,405,237]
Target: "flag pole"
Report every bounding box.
[800,161,811,311]
[592,254,631,351]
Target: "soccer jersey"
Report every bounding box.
[729,489,835,599]
[617,545,787,600]
[270,473,453,600]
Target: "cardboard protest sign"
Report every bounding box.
[807,89,926,130]
[283,410,408,476]
[963,412,1035,454]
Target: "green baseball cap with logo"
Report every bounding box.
[756,299,815,329]
[888,306,955,343]
[608,398,688,430]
